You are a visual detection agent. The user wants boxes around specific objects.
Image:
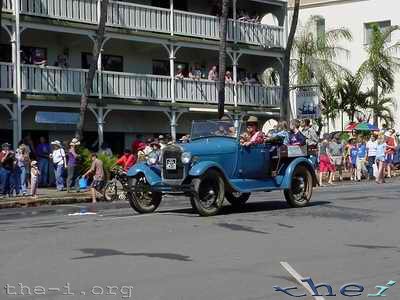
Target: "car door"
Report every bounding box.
[237,144,269,179]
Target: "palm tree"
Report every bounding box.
[291,16,352,85]
[337,73,371,122]
[366,95,395,126]
[358,24,400,125]
[319,77,339,132]
[281,0,300,121]
[75,0,109,140]
[217,0,230,119]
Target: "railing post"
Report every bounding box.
[97,0,101,23]
[170,0,174,36]
[12,0,22,144]
[170,109,177,143]
[97,107,104,150]
[233,0,237,43]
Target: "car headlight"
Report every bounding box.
[147,151,159,165]
[181,152,192,164]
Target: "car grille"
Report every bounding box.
[162,146,184,181]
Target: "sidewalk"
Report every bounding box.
[0,188,92,209]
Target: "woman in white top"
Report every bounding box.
[50,140,67,191]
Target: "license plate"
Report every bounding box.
[166,158,177,170]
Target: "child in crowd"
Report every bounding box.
[375,135,387,184]
[30,160,40,198]
[349,139,358,181]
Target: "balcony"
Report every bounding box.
[2,0,285,48]
[0,63,281,107]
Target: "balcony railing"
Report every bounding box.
[0,63,13,91]
[1,0,13,12]
[3,0,284,48]
[107,1,170,33]
[0,63,280,107]
[20,0,98,24]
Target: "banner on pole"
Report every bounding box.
[295,87,320,119]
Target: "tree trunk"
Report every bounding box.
[281,0,300,122]
[217,0,230,119]
[373,78,378,126]
[75,0,109,140]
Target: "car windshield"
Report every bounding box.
[191,120,237,140]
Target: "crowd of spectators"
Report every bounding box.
[239,117,399,186]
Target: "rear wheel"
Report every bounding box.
[225,192,251,208]
[190,170,225,217]
[127,175,162,214]
[284,166,313,208]
[103,180,118,202]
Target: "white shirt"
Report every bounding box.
[366,140,378,157]
[52,148,66,165]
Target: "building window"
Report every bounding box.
[0,44,12,62]
[21,46,47,65]
[82,53,123,72]
[364,20,391,44]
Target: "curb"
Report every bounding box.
[0,194,92,209]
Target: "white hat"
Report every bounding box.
[70,138,80,146]
[51,140,62,147]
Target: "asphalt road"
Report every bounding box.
[1,180,400,300]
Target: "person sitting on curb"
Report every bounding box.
[83,153,105,204]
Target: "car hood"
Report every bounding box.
[181,137,237,156]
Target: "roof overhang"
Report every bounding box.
[249,0,287,7]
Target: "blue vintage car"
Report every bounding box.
[126,120,318,216]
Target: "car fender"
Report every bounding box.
[279,157,317,189]
[189,161,230,179]
[126,163,162,186]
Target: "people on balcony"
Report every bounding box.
[189,64,203,80]
[54,54,69,68]
[208,65,218,81]
[225,71,234,84]
[175,65,185,80]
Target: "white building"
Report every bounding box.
[0,0,287,152]
[289,0,400,132]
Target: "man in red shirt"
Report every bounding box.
[131,134,144,153]
[116,149,137,172]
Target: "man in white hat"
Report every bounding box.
[242,116,265,147]
[50,140,67,191]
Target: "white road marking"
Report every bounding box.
[280,261,325,300]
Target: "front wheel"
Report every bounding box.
[190,170,225,217]
[284,166,313,208]
[225,192,251,208]
[127,175,162,214]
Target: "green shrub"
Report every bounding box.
[77,147,117,180]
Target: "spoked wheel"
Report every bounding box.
[103,180,118,202]
[190,170,225,217]
[127,175,162,214]
[225,192,251,208]
[284,166,313,208]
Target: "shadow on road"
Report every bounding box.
[72,248,193,262]
[158,201,331,217]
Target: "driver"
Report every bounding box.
[242,116,264,147]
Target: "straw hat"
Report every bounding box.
[70,138,80,146]
[246,116,259,124]
[31,160,38,166]
[51,140,62,147]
